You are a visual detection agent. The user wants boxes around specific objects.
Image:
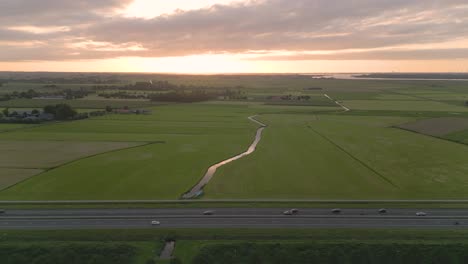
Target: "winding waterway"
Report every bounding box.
[182,116,267,199]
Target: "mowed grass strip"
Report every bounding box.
[397,117,468,137]
[0,168,43,190]
[205,115,404,199]
[0,141,144,169]
[342,100,468,112]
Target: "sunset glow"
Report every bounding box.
[1,0,468,73]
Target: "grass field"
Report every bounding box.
[0,123,34,132]
[446,129,468,144]
[0,104,262,200]
[206,114,468,199]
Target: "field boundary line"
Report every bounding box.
[0,141,165,193]
[3,199,468,204]
[393,125,468,148]
[307,125,398,188]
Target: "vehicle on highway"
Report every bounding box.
[290,209,299,214]
[331,208,341,214]
[203,210,215,215]
[151,220,161,225]
[378,208,387,214]
[283,210,293,215]
[455,221,460,225]
[416,212,427,216]
[0,209,5,214]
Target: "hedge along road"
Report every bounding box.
[182,116,267,199]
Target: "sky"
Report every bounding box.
[0,0,468,73]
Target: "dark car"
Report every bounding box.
[378,208,387,214]
[203,210,215,215]
[331,208,341,214]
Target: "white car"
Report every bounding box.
[416,212,427,216]
[151,220,161,225]
[283,210,292,215]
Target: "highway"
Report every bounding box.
[1,208,468,229]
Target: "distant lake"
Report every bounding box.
[302,73,468,81]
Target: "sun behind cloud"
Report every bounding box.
[0,0,468,73]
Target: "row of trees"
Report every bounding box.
[0,243,136,264]
[267,95,312,101]
[0,88,93,101]
[148,90,218,102]
[44,104,77,120]
[98,91,147,100]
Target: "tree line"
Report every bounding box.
[0,243,136,264]
[192,242,468,264]
[148,90,219,102]
[0,104,106,123]
[0,88,93,101]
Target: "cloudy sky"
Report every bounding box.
[0,0,467,73]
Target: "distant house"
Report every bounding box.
[113,109,132,114]
[134,82,152,89]
[38,113,54,120]
[268,96,282,101]
[135,109,152,115]
[113,108,152,115]
[11,110,33,117]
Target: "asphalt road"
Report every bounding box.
[1,208,468,229]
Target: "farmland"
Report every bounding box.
[206,114,468,199]
[0,104,260,200]
[0,73,467,201]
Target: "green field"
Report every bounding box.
[0,104,260,199]
[0,140,144,191]
[0,123,33,132]
[206,114,468,199]
[0,76,468,201]
[446,129,468,145]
